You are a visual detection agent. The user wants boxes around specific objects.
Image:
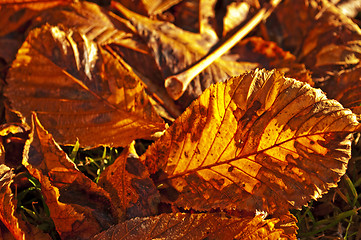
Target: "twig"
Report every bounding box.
[165,0,282,100]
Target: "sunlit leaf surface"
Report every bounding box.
[22,114,118,239]
[142,69,359,213]
[92,212,296,240]
[5,24,165,147]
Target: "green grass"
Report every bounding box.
[15,171,60,240]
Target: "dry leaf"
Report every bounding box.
[92,212,296,240]
[271,0,361,116]
[114,2,257,108]
[142,69,359,213]
[32,1,145,48]
[98,142,160,220]
[22,113,118,239]
[229,36,312,85]
[0,0,72,37]
[0,164,52,240]
[5,23,165,147]
[0,124,29,167]
[114,0,182,16]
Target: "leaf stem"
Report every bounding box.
[165,0,282,100]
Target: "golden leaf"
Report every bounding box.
[98,142,160,220]
[22,113,118,239]
[142,69,359,213]
[92,212,296,240]
[5,24,165,147]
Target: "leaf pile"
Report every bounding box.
[0,0,361,239]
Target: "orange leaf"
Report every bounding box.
[92,212,296,240]
[273,0,361,117]
[142,69,359,213]
[0,164,52,240]
[230,36,312,85]
[98,142,160,220]
[114,2,257,108]
[114,0,182,16]
[22,113,118,239]
[5,23,165,147]
[0,1,71,37]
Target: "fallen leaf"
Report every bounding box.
[22,113,118,239]
[114,0,182,16]
[271,0,361,116]
[142,69,359,213]
[0,124,30,168]
[5,23,165,147]
[0,164,52,240]
[0,1,71,37]
[221,1,252,37]
[229,36,313,85]
[92,212,296,240]
[98,142,160,220]
[113,2,257,108]
[32,1,144,48]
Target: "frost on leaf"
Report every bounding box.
[142,68,359,214]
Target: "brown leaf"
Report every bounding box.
[32,1,144,48]
[0,164,52,240]
[0,1,71,37]
[5,23,165,147]
[271,0,361,116]
[0,124,30,168]
[98,142,160,220]
[92,212,296,240]
[229,36,313,85]
[114,0,182,16]
[142,69,359,213]
[114,3,257,109]
[22,113,118,239]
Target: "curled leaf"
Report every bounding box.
[272,0,361,116]
[98,143,160,220]
[0,164,52,240]
[22,113,118,239]
[92,212,296,240]
[114,2,256,108]
[5,24,165,147]
[142,69,359,213]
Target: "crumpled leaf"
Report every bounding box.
[5,23,165,147]
[92,212,296,240]
[32,1,145,48]
[229,36,312,85]
[142,69,359,213]
[22,113,118,239]
[114,2,257,109]
[98,142,160,220]
[0,164,52,240]
[271,0,361,116]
